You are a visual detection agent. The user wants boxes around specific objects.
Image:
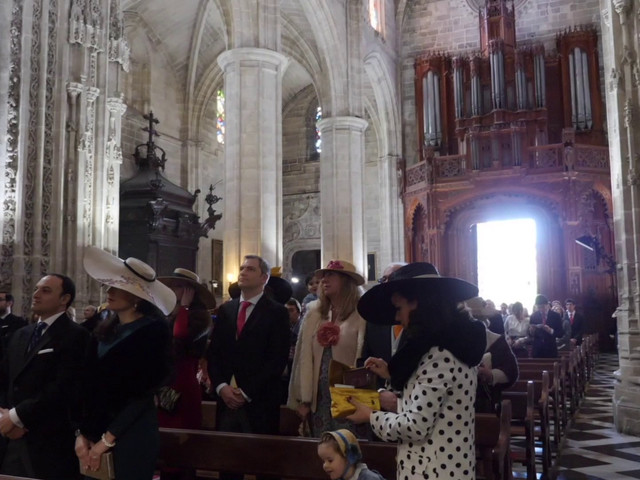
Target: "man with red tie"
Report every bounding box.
[529,294,564,358]
[206,255,289,478]
[565,298,585,346]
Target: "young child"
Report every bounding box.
[317,430,386,480]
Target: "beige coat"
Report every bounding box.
[287,300,366,412]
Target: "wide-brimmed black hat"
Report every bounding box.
[357,262,478,325]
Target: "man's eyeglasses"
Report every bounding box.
[377,276,388,284]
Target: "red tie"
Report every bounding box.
[237,301,251,335]
[570,312,574,325]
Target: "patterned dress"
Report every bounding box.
[370,346,477,480]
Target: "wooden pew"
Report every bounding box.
[518,362,563,448]
[475,400,512,480]
[201,401,301,435]
[158,429,397,480]
[162,407,512,480]
[503,372,551,477]
[503,381,535,480]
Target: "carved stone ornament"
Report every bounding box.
[627,167,640,186]
[624,99,634,129]
[612,0,631,23]
[621,44,636,66]
[634,65,640,88]
[602,8,611,28]
[609,68,623,92]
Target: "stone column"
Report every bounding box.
[378,155,405,269]
[317,116,368,275]
[218,48,288,287]
[600,0,640,435]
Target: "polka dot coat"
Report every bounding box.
[370,346,477,480]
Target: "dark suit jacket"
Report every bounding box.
[487,313,505,335]
[0,314,26,362]
[360,323,395,388]
[0,314,90,479]
[207,295,289,434]
[565,311,585,345]
[529,309,563,358]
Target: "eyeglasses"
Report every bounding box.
[377,276,388,284]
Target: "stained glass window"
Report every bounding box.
[216,89,225,144]
[315,106,322,153]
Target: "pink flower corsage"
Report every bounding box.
[316,321,340,348]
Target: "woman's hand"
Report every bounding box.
[364,357,390,380]
[379,390,399,412]
[181,287,195,307]
[296,403,310,419]
[75,434,91,470]
[346,397,373,424]
[87,438,110,472]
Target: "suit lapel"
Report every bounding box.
[16,315,68,378]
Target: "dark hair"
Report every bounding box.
[305,273,320,286]
[286,298,301,313]
[244,255,270,276]
[94,299,164,342]
[564,298,575,305]
[318,433,345,459]
[48,273,76,308]
[0,292,14,303]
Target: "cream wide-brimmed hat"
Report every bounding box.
[315,260,365,286]
[83,246,176,315]
[158,268,217,310]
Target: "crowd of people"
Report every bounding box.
[0,247,588,480]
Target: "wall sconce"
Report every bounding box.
[209,279,219,292]
[226,273,237,283]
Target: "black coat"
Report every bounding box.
[565,311,585,345]
[0,314,89,479]
[81,316,171,480]
[529,309,564,358]
[0,314,26,362]
[207,295,289,434]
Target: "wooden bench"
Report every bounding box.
[475,399,512,480]
[160,407,513,480]
[504,372,551,477]
[503,381,535,480]
[158,429,397,480]
[201,401,301,435]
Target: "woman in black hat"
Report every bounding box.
[347,263,485,480]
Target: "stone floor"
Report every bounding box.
[524,352,640,480]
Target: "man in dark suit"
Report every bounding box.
[207,255,289,470]
[565,298,585,346]
[0,293,26,362]
[529,294,564,358]
[0,274,90,479]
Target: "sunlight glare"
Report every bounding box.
[477,218,537,307]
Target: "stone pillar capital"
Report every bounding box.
[217,47,289,73]
[317,116,369,133]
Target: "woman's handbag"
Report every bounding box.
[157,386,182,413]
[80,452,115,480]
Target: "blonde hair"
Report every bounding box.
[318,273,360,320]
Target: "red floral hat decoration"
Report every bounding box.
[315,260,365,286]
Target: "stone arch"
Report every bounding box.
[364,51,402,156]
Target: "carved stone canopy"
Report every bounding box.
[119,111,222,274]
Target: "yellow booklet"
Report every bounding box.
[329,360,380,418]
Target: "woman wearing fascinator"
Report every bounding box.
[75,247,175,479]
[347,262,486,480]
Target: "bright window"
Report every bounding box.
[477,218,537,308]
[216,89,225,145]
[369,0,384,35]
